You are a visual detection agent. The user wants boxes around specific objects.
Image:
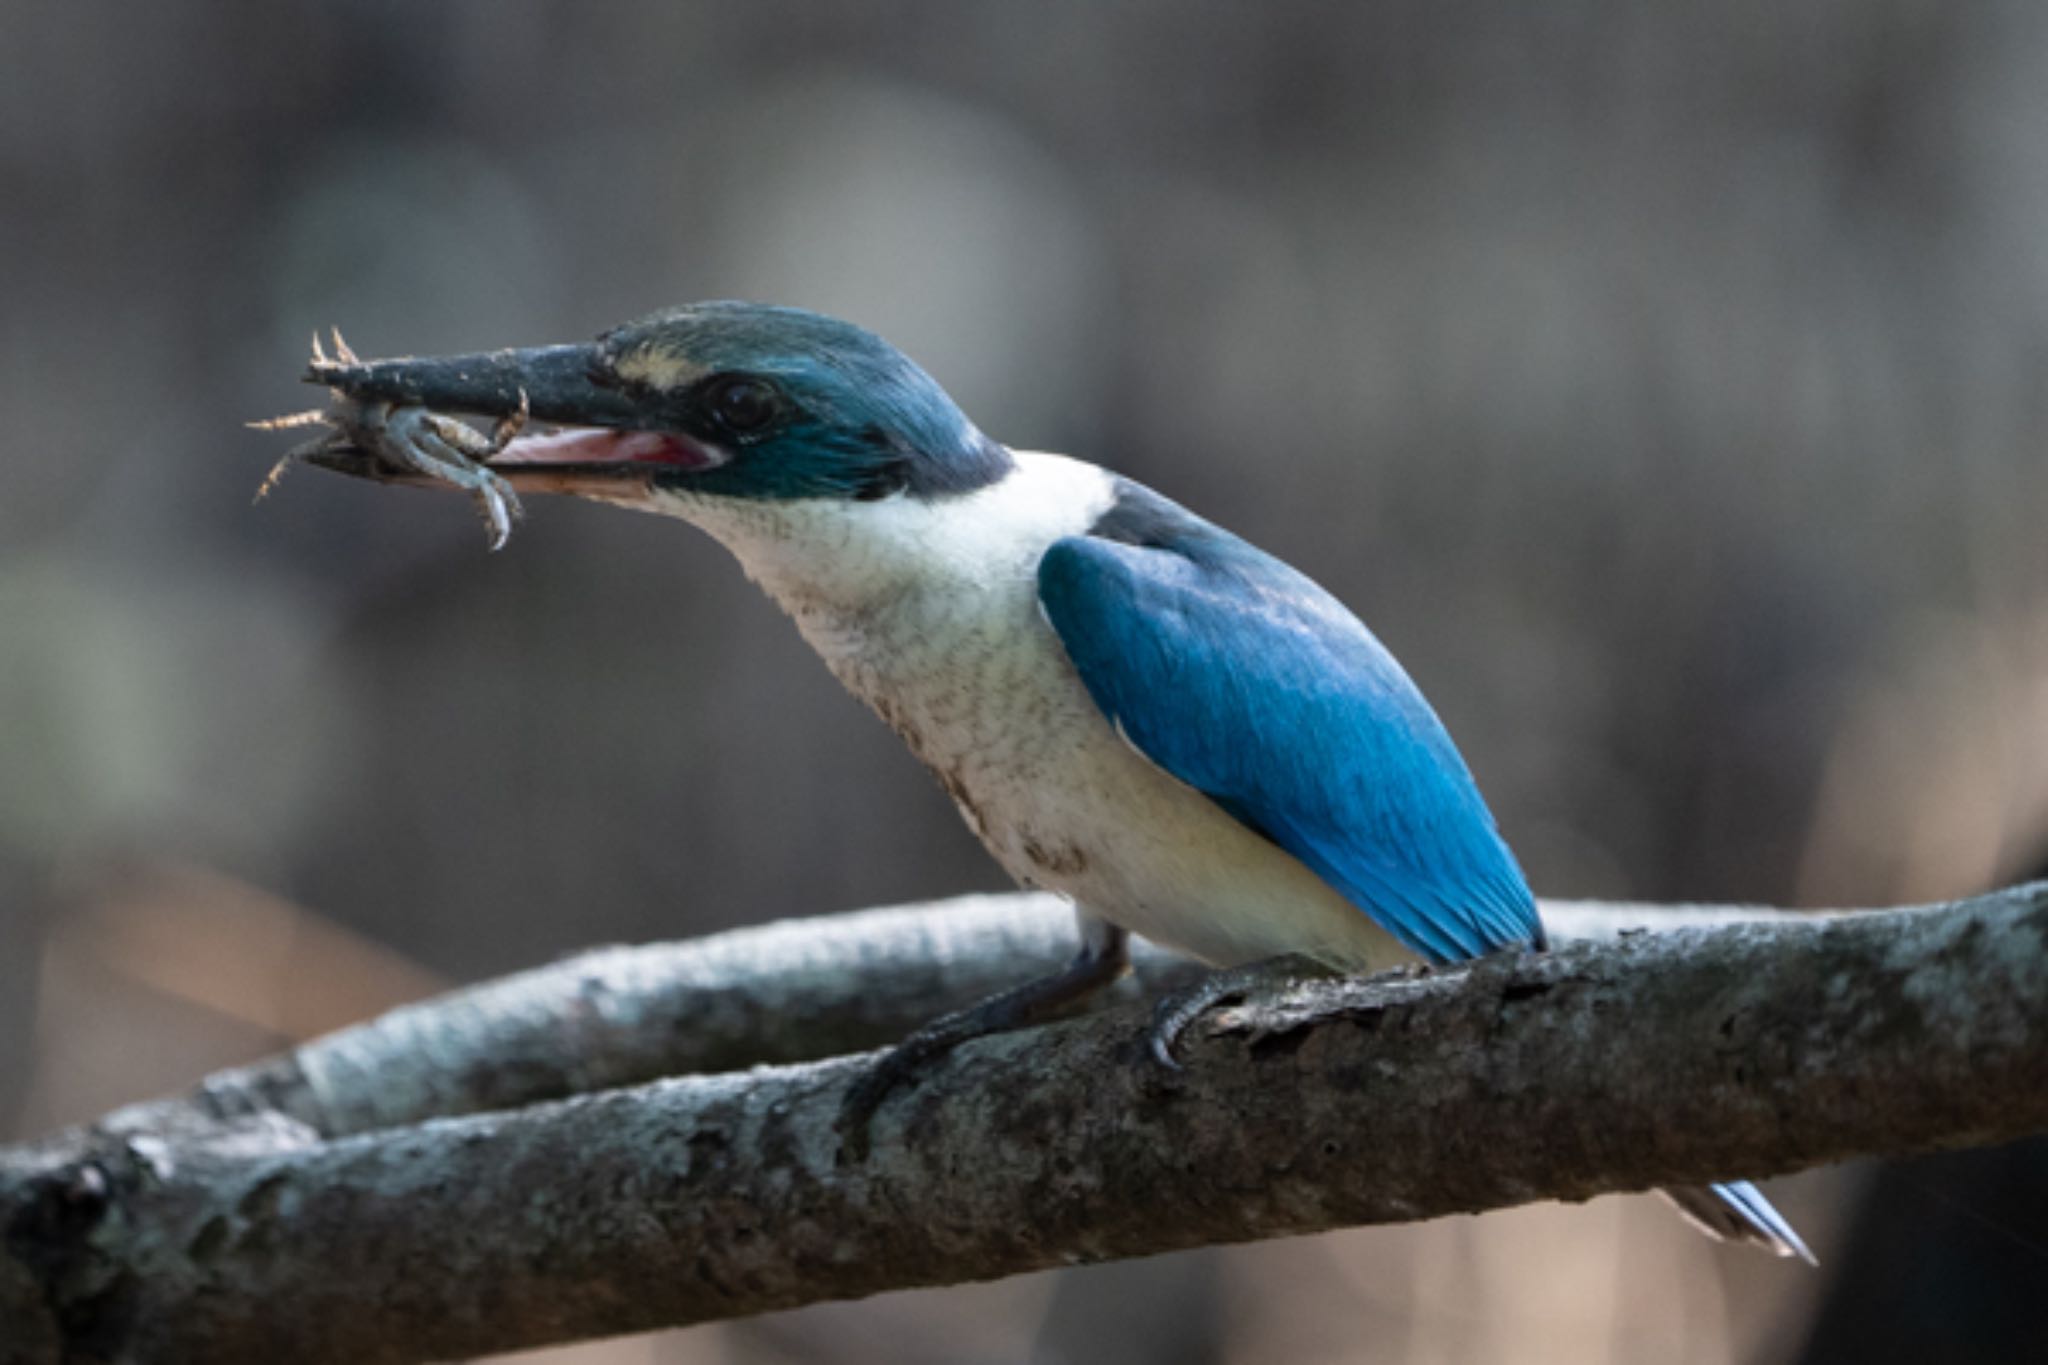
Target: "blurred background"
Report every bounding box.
[4,2,2047,1361]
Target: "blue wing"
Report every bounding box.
[1037,481,1541,963]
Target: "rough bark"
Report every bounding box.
[2,887,2041,1364]
[70,892,1842,1146]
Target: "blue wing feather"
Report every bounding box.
[1037,482,1540,963]
[1037,482,1807,1261]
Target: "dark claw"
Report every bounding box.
[1147,974,1250,1070]
[1146,956,1327,1070]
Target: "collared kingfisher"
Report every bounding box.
[293,300,1810,1262]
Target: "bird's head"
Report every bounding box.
[306,301,1011,509]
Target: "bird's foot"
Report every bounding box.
[1148,954,1329,1070]
[836,929,1128,1163]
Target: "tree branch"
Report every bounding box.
[72,892,1849,1145]
[3,887,2040,1363]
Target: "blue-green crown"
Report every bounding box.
[597,302,1011,500]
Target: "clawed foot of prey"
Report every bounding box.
[1147,954,1329,1069]
[836,924,1130,1163]
[254,330,532,550]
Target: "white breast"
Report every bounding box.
[649,453,1413,972]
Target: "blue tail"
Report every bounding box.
[1660,1181,1816,1264]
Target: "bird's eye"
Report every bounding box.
[705,376,782,436]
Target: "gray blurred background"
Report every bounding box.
[5,2,2048,1361]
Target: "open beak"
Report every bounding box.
[300,341,726,501]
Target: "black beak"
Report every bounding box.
[305,343,652,429]
[282,336,726,515]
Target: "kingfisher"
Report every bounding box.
[291,300,1810,1261]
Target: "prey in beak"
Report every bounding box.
[255,327,728,550]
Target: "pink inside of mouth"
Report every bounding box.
[491,426,722,470]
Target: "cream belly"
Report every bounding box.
[651,452,1415,973]
[821,577,1412,970]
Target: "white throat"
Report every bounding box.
[644,451,1118,624]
